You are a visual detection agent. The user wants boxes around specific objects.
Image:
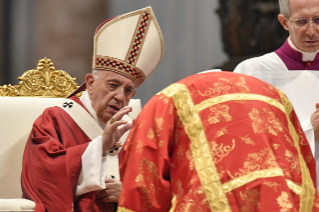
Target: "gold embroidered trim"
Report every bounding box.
[95,55,145,85]
[169,195,177,212]
[286,179,302,195]
[222,168,284,193]
[158,83,231,212]
[117,207,136,212]
[125,11,152,66]
[277,89,315,211]
[195,93,285,113]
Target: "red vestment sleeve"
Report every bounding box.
[119,95,175,211]
[22,96,117,212]
[22,107,90,211]
[290,108,317,187]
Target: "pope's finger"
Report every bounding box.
[105,182,121,189]
[118,123,132,136]
[97,189,116,199]
[104,178,117,183]
[113,107,132,120]
[108,120,128,132]
[100,195,119,203]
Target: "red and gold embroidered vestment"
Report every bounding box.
[119,71,318,212]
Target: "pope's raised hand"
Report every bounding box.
[102,106,133,153]
[310,103,319,141]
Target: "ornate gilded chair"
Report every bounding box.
[0,58,142,211]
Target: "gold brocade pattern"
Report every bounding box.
[264,181,281,192]
[155,118,164,135]
[118,207,136,212]
[306,152,313,163]
[159,140,165,147]
[285,150,301,174]
[207,105,232,124]
[158,95,169,104]
[298,128,309,145]
[294,121,308,145]
[175,187,208,212]
[210,139,235,163]
[173,180,208,212]
[169,103,174,114]
[138,120,145,129]
[277,89,315,211]
[215,165,226,179]
[239,135,255,145]
[156,83,314,211]
[222,168,284,193]
[197,76,249,97]
[243,148,278,170]
[248,108,283,136]
[147,128,155,140]
[157,83,231,211]
[285,135,294,146]
[177,146,184,161]
[169,195,177,212]
[277,192,293,212]
[286,179,301,195]
[135,158,161,210]
[272,144,280,149]
[282,168,292,179]
[263,85,277,96]
[239,189,260,212]
[136,140,143,153]
[229,148,279,178]
[216,128,228,138]
[186,149,194,170]
[195,93,285,113]
[175,180,184,199]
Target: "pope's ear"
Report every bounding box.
[85,74,94,95]
[278,14,289,31]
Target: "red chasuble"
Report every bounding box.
[119,72,318,212]
[21,96,115,212]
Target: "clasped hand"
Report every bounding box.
[97,178,122,203]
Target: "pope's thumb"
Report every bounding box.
[316,103,319,109]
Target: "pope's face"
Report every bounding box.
[86,71,136,123]
[279,0,319,52]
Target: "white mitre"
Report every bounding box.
[93,6,164,86]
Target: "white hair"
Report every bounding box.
[92,70,100,80]
[279,0,290,18]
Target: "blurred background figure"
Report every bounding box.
[0,0,287,105]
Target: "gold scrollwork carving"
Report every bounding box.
[0,57,79,97]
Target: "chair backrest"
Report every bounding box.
[0,58,142,198]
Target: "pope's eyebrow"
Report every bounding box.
[106,78,120,83]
